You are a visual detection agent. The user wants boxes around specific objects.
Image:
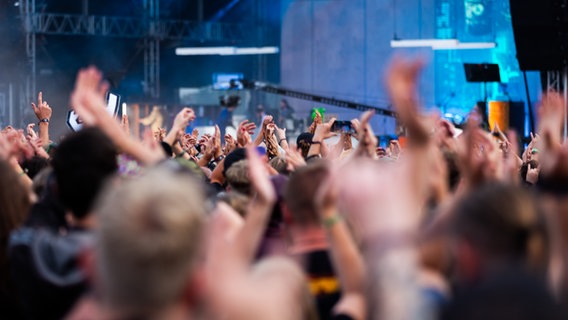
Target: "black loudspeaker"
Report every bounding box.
[464,63,501,82]
[510,1,568,71]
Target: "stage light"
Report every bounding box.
[432,41,496,50]
[229,47,280,55]
[390,39,495,50]
[390,39,458,48]
[175,46,279,56]
[175,47,235,55]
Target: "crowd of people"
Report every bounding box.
[1,56,568,320]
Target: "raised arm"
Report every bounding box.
[70,66,164,165]
[31,92,52,147]
[164,107,196,146]
[307,117,336,159]
[316,167,367,320]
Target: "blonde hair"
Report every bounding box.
[95,167,206,315]
[225,160,251,195]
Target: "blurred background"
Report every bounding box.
[0,0,550,141]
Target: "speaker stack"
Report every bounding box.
[510,0,568,71]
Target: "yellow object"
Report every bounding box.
[308,276,340,295]
[488,101,509,131]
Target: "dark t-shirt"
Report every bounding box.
[9,227,92,320]
[332,314,355,320]
[299,250,341,320]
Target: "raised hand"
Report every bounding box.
[26,123,38,140]
[173,108,196,131]
[0,130,20,161]
[285,145,306,171]
[28,136,50,159]
[354,111,378,158]
[237,120,256,147]
[213,125,223,159]
[121,115,130,136]
[31,92,53,145]
[70,66,110,127]
[521,132,538,162]
[308,109,323,134]
[526,162,540,184]
[501,130,521,185]
[388,140,401,159]
[538,92,564,152]
[191,128,199,139]
[385,56,431,146]
[71,66,164,165]
[224,133,237,155]
[31,91,52,121]
[247,145,276,205]
[165,108,196,146]
[457,118,502,190]
[314,117,337,141]
[262,115,273,129]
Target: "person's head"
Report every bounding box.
[296,133,314,159]
[225,160,251,195]
[217,191,250,218]
[51,128,117,221]
[284,161,330,227]
[451,183,547,282]
[20,155,49,180]
[223,148,247,179]
[280,99,290,109]
[269,156,289,175]
[95,167,207,318]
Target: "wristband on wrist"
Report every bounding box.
[278,138,286,144]
[39,118,49,124]
[311,140,322,145]
[322,214,342,228]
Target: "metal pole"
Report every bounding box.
[562,67,568,142]
[8,83,13,126]
[198,0,204,22]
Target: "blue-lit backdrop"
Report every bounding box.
[281,0,542,137]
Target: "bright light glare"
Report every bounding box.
[176,46,279,56]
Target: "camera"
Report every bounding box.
[219,95,241,108]
[331,120,356,134]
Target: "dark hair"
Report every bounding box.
[20,156,49,180]
[296,132,314,159]
[452,183,547,265]
[223,148,246,177]
[51,128,118,220]
[220,95,241,108]
[284,161,329,226]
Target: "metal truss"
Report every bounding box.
[25,13,254,42]
[19,0,261,103]
[546,70,563,93]
[546,69,568,140]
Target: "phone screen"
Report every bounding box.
[332,120,356,134]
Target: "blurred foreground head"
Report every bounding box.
[95,166,207,318]
[52,127,118,220]
[451,183,547,282]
